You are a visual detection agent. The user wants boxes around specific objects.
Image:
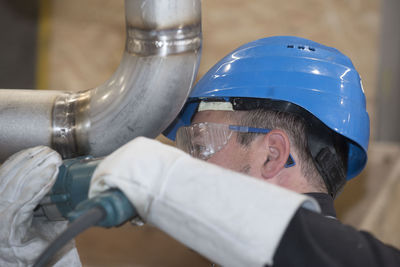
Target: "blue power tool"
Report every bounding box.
[34,157,137,227]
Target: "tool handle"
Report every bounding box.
[34,157,102,220]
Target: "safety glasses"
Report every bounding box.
[176,122,295,168]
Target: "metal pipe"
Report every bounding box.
[0,0,202,161]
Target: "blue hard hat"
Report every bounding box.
[164,36,370,180]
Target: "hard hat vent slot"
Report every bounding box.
[287,44,316,52]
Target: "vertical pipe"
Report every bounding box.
[0,0,202,162]
[375,0,400,142]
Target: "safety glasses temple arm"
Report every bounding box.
[228,125,296,168]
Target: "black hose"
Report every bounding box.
[33,206,106,267]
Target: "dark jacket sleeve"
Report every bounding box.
[271,208,400,267]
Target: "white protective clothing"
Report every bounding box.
[0,146,81,267]
[90,137,320,267]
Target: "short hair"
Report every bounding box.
[231,109,327,192]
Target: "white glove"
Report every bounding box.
[90,137,320,267]
[0,146,81,267]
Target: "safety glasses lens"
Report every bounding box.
[176,123,233,159]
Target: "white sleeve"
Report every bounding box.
[90,137,320,267]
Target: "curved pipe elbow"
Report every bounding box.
[0,0,202,161]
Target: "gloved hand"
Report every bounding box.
[0,146,81,267]
[90,137,320,267]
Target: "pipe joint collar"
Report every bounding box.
[126,24,201,56]
[52,92,90,158]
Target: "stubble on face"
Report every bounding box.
[239,164,251,174]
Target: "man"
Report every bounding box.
[90,36,400,266]
[164,35,367,210]
[1,36,400,266]
[89,36,400,266]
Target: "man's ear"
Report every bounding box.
[260,129,291,179]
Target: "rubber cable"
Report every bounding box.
[33,206,105,267]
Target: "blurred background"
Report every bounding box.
[1,0,399,265]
